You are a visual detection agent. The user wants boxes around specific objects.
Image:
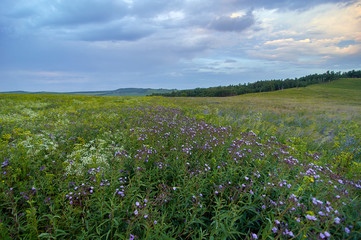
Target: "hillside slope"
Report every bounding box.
[168,78,361,157]
[171,78,361,110]
[250,78,361,105]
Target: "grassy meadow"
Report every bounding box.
[0,78,360,239]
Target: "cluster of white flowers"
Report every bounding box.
[65,135,126,176]
[20,133,58,158]
[21,108,40,118]
[0,114,21,123]
[1,102,50,125]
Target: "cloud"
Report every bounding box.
[337,40,357,48]
[37,0,129,27]
[208,11,255,32]
[0,70,91,91]
[78,19,154,41]
[0,0,360,92]
[248,1,361,65]
[225,59,237,63]
[243,0,354,10]
[131,0,182,18]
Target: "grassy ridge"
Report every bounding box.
[0,79,360,239]
[254,78,361,104]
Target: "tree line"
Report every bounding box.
[151,70,361,97]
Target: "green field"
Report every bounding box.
[1,78,360,239]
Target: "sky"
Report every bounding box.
[0,0,360,92]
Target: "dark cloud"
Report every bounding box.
[40,0,129,26]
[225,59,237,63]
[131,0,182,17]
[235,0,353,10]
[209,11,255,32]
[337,40,357,48]
[79,21,154,41]
[0,21,15,38]
[0,0,15,15]
[7,7,37,19]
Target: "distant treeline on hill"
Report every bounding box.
[152,70,361,97]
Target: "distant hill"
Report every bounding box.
[2,88,175,97]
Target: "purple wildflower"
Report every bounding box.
[345,227,350,234]
[334,217,340,224]
[251,233,258,239]
[306,215,317,221]
[272,227,277,233]
[1,159,9,168]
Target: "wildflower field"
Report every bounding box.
[1,78,360,239]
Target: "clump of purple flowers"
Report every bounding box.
[65,183,94,206]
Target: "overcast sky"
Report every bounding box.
[1,0,360,92]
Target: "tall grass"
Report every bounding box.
[0,78,360,239]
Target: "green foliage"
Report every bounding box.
[0,79,360,239]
